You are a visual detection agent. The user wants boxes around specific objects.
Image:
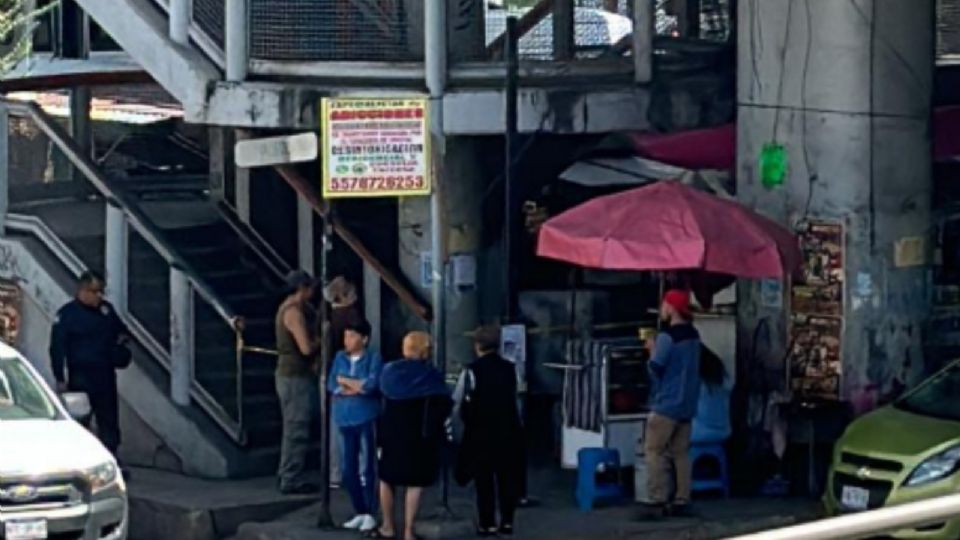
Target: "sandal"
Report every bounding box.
[365,529,397,539]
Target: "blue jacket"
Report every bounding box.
[648,324,701,421]
[328,349,383,427]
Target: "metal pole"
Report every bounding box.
[553,0,575,61]
[632,0,653,83]
[504,17,519,321]
[425,0,450,511]
[316,202,334,528]
[0,105,9,234]
[170,0,192,45]
[170,268,194,406]
[727,494,960,540]
[225,0,248,81]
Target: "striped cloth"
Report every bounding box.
[563,339,606,433]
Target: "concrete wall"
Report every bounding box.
[737,0,934,411]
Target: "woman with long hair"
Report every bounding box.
[691,345,732,444]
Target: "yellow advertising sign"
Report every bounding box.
[320,97,431,198]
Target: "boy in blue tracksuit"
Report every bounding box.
[643,289,701,518]
[328,320,382,532]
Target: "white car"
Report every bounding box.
[0,343,128,540]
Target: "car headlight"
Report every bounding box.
[84,462,119,492]
[905,445,960,487]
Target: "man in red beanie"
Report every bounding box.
[641,289,701,519]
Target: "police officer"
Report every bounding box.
[50,271,130,457]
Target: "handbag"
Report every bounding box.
[111,342,132,369]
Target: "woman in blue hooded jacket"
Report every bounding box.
[368,332,452,540]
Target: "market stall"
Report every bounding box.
[535,181,801,479]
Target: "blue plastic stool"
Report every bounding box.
[576,448,623,511]
[689,442,730,497]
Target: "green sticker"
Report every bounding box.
[760,143,787,189]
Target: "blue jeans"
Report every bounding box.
[340,421,377,515]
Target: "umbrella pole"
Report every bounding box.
[657,272,665,331]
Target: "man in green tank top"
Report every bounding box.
[275,271,321,494]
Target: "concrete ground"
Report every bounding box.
[229,470,822,540]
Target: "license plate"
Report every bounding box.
[841,485,870,510]
[4,519,47,540]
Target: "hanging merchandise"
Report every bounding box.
[760,143,788,189]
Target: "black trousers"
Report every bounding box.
[69,368,120,456]
[475,458,520,529]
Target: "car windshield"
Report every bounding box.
[897,362,960,421]
[0,356,59,421]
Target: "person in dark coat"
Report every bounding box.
[369,332,452,540]
[50,271,130,457]
[454,325,524,536]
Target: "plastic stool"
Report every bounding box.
[576,448,623,511]
[689,442,730,497]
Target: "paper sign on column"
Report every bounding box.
[895,236,925,268]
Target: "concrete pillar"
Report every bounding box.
[737,0,933,405]
[169,0,191,45]
[234,130,251,225]
[297,198,314,273]
[208,127,233,202]
[225,0,248,81]
[397,139,484,373]
[104,203,128,313]
[0,104,8,233]
[364,262,382,351]
[170,268,194,406]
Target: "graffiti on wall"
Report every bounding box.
[789,220,844,400]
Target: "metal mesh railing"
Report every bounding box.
[940,0,960,58]
[249,0,420,61]
[193,0,225,49]
[488,0,634,60]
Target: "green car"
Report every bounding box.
[825,360,960,539]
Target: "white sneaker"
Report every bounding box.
[343,515,365,530]
[359,515,377,532]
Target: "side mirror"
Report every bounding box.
[62,392,91,421]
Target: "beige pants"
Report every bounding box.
[644,413,692,505]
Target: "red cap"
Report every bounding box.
[663,289,692,316]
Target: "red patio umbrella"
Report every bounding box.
[536,181,801,279]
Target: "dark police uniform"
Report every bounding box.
[49,299,129,455]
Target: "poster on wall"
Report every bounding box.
[0,281,21,345]
[320,97,431,199]
[789,220,844,400]
[789,314,842,399]
[791,221,844,316]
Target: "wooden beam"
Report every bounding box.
[274,165,432,322]
[487,0,555,58]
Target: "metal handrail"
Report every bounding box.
[4,100,238,327]
[5,213,86,276]
[5,212,246,442]
[151,0,226,69]
[727,494,960,540]
[4,100,249,443]
[215,200,291,280]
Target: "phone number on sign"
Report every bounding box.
[329,176,427,192]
